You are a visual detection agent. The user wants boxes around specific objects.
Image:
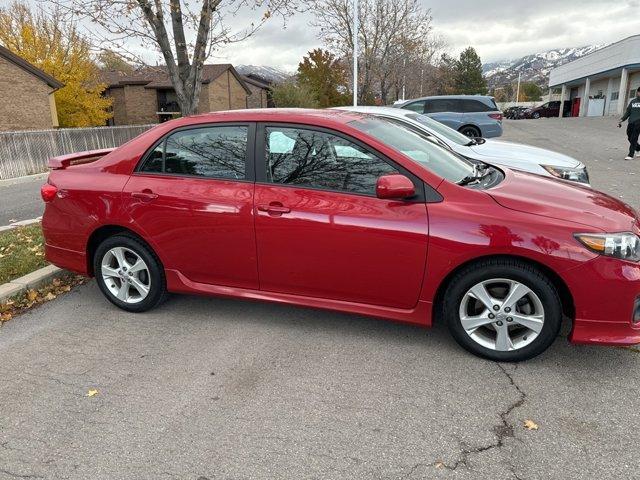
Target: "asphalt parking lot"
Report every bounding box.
[1,117,640,479]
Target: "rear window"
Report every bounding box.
[460,99,495,113]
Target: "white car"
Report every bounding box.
[336,106,590,186]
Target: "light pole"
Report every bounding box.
[352,0,358,106]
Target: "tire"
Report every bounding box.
[532,112,540,119]
[441,259,562,362]
[93,234,167,312]
[459,126,481,138]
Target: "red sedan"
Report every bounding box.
[41,109,640,361]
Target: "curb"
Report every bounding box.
[0,217,42,233]
[0,172,48,188]
[0,265,64,303]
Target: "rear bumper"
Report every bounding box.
[45,243,88,275]
[564,256,640,346]
[482,123,503,138]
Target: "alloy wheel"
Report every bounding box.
[101,246,151,304]
[458,278,545,352]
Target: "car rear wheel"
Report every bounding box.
[532,112,540,119]
[93,234,167,312]
[459,125,481,138]
[442,259,562,362]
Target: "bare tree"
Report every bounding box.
[50,0,299,115]
[310,0,441,104]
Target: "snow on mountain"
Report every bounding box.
[236,65,292,84]
[483,45,605,88]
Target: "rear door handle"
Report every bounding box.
[132,190,158,201]
[257,202,291,215]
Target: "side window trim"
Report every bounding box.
[255,122,441,203]
[135,122,256,182]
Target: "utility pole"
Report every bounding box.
[402,58,407,101]
[515,72,521,104]
[352,0,358,106]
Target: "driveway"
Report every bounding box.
[1,117,639,479]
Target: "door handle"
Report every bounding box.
[132,190,158,201]
[257,202,291,215]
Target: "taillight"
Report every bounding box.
[41,183,58,202]
[489,113,503,121]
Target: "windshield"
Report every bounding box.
[349,116,475,183]
[407,113,474,146]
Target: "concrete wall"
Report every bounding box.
[0,56,57,131]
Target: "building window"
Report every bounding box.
[611,91,619,101]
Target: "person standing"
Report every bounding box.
[619,86,640,160]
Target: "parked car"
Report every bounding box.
[335,106,590,185]
[525,101,561,119]
[504,106,529,120]
[42,109,640,362]
[394,95,503,138]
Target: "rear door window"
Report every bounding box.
[139,125,249,180]
[424,99,457,113]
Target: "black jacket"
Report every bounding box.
[621,97,640,124]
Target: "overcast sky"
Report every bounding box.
[213,0,640,71]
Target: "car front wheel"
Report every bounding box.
[442,259,562,362]
[93,234,167,312]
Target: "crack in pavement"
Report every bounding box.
[402,363,527,479]
[0,469,44,479]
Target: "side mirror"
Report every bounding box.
[376,174,415,200]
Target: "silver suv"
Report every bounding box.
[394,95,503,138]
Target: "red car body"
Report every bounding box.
[42,109,640,346]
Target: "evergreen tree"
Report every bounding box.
[297,49,350,107]
[455,47,487,95]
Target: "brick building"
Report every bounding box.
[0,45,62,131]
[102,64,260,126]
[242,74,272,109]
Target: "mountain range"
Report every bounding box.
[236,65,292,83]
[482,45,604,88]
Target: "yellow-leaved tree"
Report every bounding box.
[0,2,112,128]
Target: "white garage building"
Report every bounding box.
[549,34,640,118]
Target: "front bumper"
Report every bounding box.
[564,256,640,345]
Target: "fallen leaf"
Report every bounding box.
[434,462,445,469]
[45,292,56,301]
[26,290,37,302]
[523,419,539,430]
[52,278,61,287]
[87,389,99,397]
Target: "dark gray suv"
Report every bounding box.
[394,95,503,138]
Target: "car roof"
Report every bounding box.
[334,105,416,119]
[182,108,366,125]
[400,95,494,101]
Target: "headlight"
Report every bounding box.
[574,232,640,262]
[542,165,590,184]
